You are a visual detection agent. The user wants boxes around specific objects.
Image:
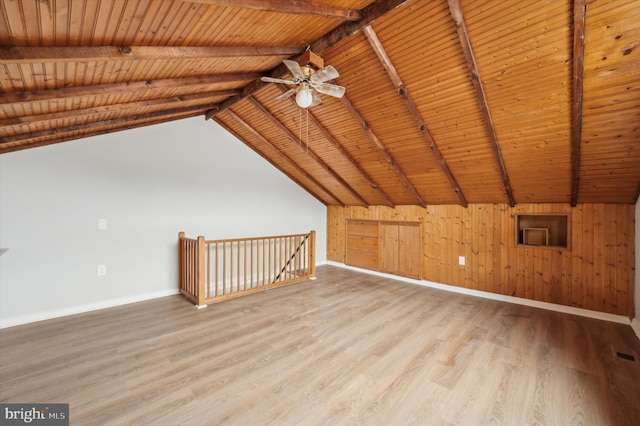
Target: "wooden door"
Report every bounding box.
[398,223,422,279]
[380,222,422,279]
[380,223,399,274]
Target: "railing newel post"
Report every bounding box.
[178,232,185,294]
[309,230,316,279]
[197,236,206,307]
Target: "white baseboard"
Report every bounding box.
[0,289,180,329]
[327,261,631,326]
[632,318,640,341]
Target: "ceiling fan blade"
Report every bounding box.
[261,76,295,84]
[310,90,322,107]
[310,65,339,83]
[275,88,297,100]
[311,82,346,98]
[283,60,306,81]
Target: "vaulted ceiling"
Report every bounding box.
[1,0,639,206]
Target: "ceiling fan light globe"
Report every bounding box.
[296,88,314,109]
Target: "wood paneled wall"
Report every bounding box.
[327,204,636,317]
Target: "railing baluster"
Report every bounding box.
[206,242,210,299]
[250,239,254,289]
[224,242,227,294]
[243,240,247,291]
[236,241,240,291]
[268,238,272,285]
[217,243,220,295]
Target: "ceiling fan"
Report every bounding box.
[261,58,346,109]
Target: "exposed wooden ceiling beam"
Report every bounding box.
[309,0,411,53]
[277,84,395,208]
[363,25,468,208]
[0,105,208,146]
[214,116,330,206]
[0,113,203,154]
[571,0,587,207]
[0,90,240,129]
[222,109,340,206]
[247,96,368,207]
[446,1,515,207]
[182,0,361,21]
[0,45,304,64]
[207,0,411,118]
[1,73,261,105]
[340,95,427,208]
[277,85,396,208]
[0,108,204,154]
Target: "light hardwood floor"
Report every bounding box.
[1,265,639,425]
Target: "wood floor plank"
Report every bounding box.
[1,265,639,425]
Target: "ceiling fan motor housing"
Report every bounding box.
[300,66,316,81]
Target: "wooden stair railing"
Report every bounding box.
[273,233,309,283]
[178,231,316,307]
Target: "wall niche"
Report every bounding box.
[516,213,569,249]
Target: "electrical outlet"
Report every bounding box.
[98,219,108,230]
[97,265,107,276]
[458,256,466,266]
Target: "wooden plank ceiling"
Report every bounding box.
[1,0,638,206]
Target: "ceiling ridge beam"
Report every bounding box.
[277,85,395,208]
[247,96,368,207]
[207,0,412,118]
[363,25,468,208]
[340,95,427,208]
[570,0,586,207]
[1,72,262,104]
[309,0,411,53]
[222,109,340,206]
[183,0,361,21]
[0,105,208,146]
[0,45,304,64]
[0,108,204,154]
[0,90,240,128]
[446,1,515,207]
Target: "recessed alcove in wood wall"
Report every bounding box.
[327,203,635,317]
[516,213,569,248]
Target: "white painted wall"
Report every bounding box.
[0,117,326,327]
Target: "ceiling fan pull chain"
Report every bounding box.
[306,107,309,154]
[298,107,302,147]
